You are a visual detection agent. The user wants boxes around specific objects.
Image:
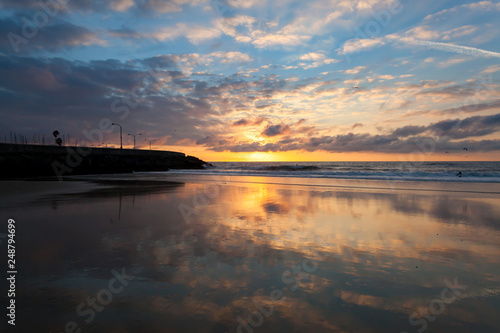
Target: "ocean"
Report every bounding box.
[162,161,500,183]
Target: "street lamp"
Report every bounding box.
[128,133,142,149]
[111,123,122,149]
[145,139,156,150]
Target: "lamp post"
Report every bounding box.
[111,123,123,149]
[128,133,142,149]
[145,139,156,150]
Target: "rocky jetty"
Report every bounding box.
[0,143,209,179]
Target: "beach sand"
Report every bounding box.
[1,175,499,332]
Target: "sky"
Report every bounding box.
[0,0,499,161]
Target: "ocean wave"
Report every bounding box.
[247,165,321,172]
[163,170,500,183]
[160,162,500,183]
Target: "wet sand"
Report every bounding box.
[1,175,499,332]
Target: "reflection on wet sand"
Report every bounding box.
[4,177,500,333]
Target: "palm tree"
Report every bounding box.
[53,130,62,146]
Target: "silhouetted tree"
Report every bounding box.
[56,138,62,146]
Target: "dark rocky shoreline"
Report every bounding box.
[0,143,209,179]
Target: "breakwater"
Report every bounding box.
[0,143,208,179]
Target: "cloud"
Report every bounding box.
[109,27,144,39]
[0,0,206,13]
[0,54,227,146]
[209,113,500,153]
[262,124,291,137]
[423,1,500,22]
[220,1,396,50]
[227,0,262,9]
[141,0,184,12]
[438,58,468,68]
[480,65,500,75]
[440,99,500,115]
[343,66,367,75]
[373,74,394,81]
[224,7,345,49]
[252,32,311,48]
[429,114,500,139]
[356,20,497,60]
[405,26,440,40]
[153,23,221,44]
[232,117,266,126]
[140,55,181,69]
[214,15,256,38]
[139,0,205,13]
[0,0,92,12]
[0,17,104,54]
[392,125,426,137]
[298,52,338,69]
[441,25,478,41]
[210,135,500,153]
[305,133,400,152]
[210,51,252,63]
[340,37,386,54]
[4,51,499,155]
[391,114,500,140]
[280,9,343,36]
[233,119,249,126]
[300,52,327,61]
[109,0,135,12]
[112,25,223,46]
[140,51,251,75]
[195,134,229,145]
[414,40,500,59]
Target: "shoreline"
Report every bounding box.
[3,172,499,196]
